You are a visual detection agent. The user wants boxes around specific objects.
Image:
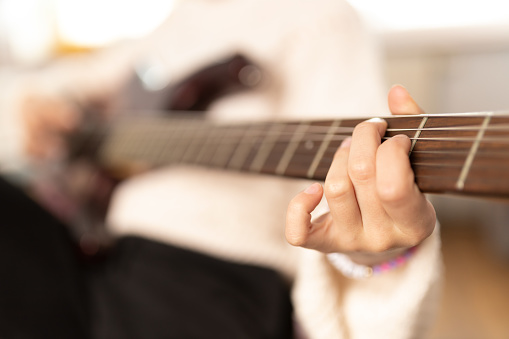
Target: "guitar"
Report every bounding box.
[75,111,509,199]
[27,53,509,259]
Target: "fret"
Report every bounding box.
[148,122,167,165]
[307,120,341,178]
[156,119,186,164]
[276,122,310,176]
[238,125,277,171]
[254,124,297,175]
[126,123,147,162]
[165,120,198,163]
[409,115,484,195]
[227,125,260,170]
[118,120,146,161]
[133,120,158,162]
[409,117,428,155]
[200,125,242,167]
[180,122,211,164]
[99,124,126,166]
[249,123,285,173]
[456,115,492,190]
[148,120,177,165]
[153,122,171,163]
[305,119,365,180]
[194,127,222,165]
[209,125,242,168]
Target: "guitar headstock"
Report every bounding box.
[166,53,262,111]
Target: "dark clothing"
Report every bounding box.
[0,178,293,339]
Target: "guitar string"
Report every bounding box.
[52,114,509,138]
[265,160,509,180]
[107,120,509,134]
[113,143,509,173]
[114,131,509,152]
[105,117,509,139]
[272,155,509,170]
[107,117,509,137]
[108,126,509,144]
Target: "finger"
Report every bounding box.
[388,85,425,116]
[347,118,388,223]
[324,137,362,236]
[376,135,436,245]
[285,182,324,247]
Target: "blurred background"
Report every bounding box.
[0,0,508,337]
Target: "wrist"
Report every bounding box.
[327,246,418,279]
[346,247,409,266]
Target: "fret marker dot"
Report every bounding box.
[305,140,314,150]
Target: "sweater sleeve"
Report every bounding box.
[292,224,442,339]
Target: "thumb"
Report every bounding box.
[388,85,425,115]
[285,183,323,247]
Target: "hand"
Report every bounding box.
[20,89,81,160]
[285,85,436,265]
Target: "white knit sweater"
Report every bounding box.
[106,166,442,339]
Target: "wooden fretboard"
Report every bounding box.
[89,112,509,198]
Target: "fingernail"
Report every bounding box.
[304,182,321,194]
[391,84,407,90]
[366,117,385,123]
[340,137,352,148]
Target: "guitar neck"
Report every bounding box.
[92,112,509,198]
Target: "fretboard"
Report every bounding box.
[92,112,509,198]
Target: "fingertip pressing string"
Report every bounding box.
[327,246,418,279]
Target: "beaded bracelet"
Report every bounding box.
[327,246,418,279]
